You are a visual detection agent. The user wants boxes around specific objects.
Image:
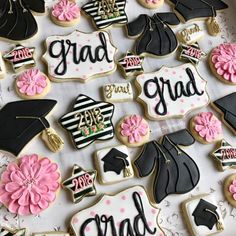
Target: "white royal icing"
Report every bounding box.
[96,145,134,184]
[0,52,6,78]
[103,82,133,102]
[136,63,209,120]
[70,186,164,236]
[43,30,117,82]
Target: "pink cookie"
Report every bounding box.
[224,174,236,208]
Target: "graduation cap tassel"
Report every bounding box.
[123,166,132,178]
[206,17,220,36]
[205,208,224,231]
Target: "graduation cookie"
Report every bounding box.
[212,92,236,135]
[209,43,236,85]
[182,194,224,236]
[95,145,134,184]
[135,129,200,204]
[136,63,210,120]
[0,99,64,156]
[0,154,60,216]
[33,232,69,236]
[60,94,115,149]
[62,165,96,203]
[116,114,150,148]
[70,186,165,236]
[126,13,180,57]
[0,52,6,79]
[137,0,164,9]
[224,174,236,208]
[189,112,222,144]
[3,45,35,73]
[0,227,27,236]
[15,68,51,99]
[211,139,236,171]
[50,0,80,27]
[82,0,128,30]
[43,30,117,83]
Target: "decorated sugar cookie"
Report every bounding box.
[0,154,60,216]
[118,51,144,78]
[211,139,236,171]
[60,94,115,149]
[95,145,134,184]
[177,24,204,44]
[116,114,150,147]
[127,13,180,57]
[0,228,27,236]
[137,0,164,9]
[135,129,199,204]
[43,31,117,82]
[82,0,128,30]
[70,186,165,236]
[136,63,210,120]
[209,43,236,85]
[182,194,224,236]
[212,92,236,135]
[3,45,35,73]
[224,174,236,208]
[62,165,96,203]
[15,68,51,99]
[33,233,69,236]
[103,82,133,102]
[51,0,80,27]
[0,100,64,156]
[190,112,222,144]
[0,52,6,79]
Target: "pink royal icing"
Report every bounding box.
[146,0,159,3]
[194,112,222,142]
[0,154,60,216]
[229,180,236,200]
[211,43,236,84]
[52,0,80,22]
[121,115,148,143]
[16,69,48,96]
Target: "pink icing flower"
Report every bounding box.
[229,180,236,200]
[52,0,80,22]
[211,43,236,83]
[194,112,222,142]
[121,115,148,143]
[0,154,60,216]
[16,69,47,96]
[146,0,158,3]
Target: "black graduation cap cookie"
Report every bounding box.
[60,94,115,149]
[0,99,64,156]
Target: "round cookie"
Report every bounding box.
[189,111,222,144]
[51,0,80,27]
[137,0,164,9]
[15,68,51,99]
[116,114,150,147]
[224,174,236,208]
[209,43,236,85]
[0,154,60,216]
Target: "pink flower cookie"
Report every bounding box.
[210,43,236,85]
[51,0,80,27]
[137,0,164,9]
[117,114,150,147]
[190,111,222,144]
[0,154,60,216]
[224,174,236,208]
[16,68,51,99]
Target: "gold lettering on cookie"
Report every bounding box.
[105,83,132,99]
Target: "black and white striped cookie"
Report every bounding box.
[62,165,97,203]
[0,228,26,236]
[82,0,128,29]
[59,94,115,149]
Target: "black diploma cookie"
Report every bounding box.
[213,92,236,134]
[0,0,45,41]
[82,0,128,30]
[60,94,115,149]
[0,228,27,236]
[126,13,180,57]
[0,99,60,156]
[192,199,220,230]
[134,129,200,204]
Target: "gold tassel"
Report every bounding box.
[123,167,132,178]
[216,220,224,231]
[41,128,64,152]
[206,17,221,36]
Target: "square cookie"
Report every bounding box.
[95,145,134,184]
[182,194,224,236]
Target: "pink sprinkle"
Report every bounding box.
[121,195,126,200]
[90,211,96,216]
[180,109,185,114]
[106,200,111,205]
[89,66,93,70]
[179,75,183,79]
[165,69,168,72]
[72,217,79,224]
[148,221,152,226]
[120,208,125,213]
[180,99,184,103]
[85,226,90,232]
[116,221,121,227]
[138,191,143,196]
[172,71,176,75]
[77,34,80,37]
[100,68,104,72]
[151,209,156,214]
[76,68,79,71]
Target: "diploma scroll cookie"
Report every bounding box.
[43,30,117,83]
